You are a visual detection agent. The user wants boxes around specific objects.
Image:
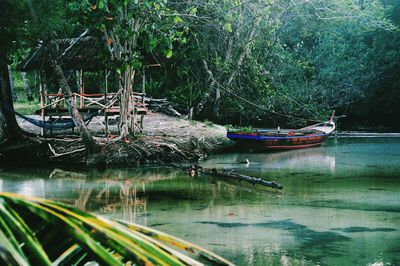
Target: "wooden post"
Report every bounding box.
[79,69,84,108]
[39,71,45,136]
[49,115,53,135]
[140,66,145,131]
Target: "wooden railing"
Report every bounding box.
[73,93,119,109]
[40,92,120,110]
[39,91,147,134]
[41,91,150,110]
[42,93,65,109]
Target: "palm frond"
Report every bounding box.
[0,192,234,266]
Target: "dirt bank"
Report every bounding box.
[12,112,232,166]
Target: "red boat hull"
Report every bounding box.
[227,132,329,150]
[227,114,335,150]
[262,141,324,150]
[262,134,328,149]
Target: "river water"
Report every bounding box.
[0,137,399,265]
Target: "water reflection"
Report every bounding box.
[0,138,400,265]
[72,169,176,225]
[256,148,336,173]
[203,147,336,173]
[0,168,179,225]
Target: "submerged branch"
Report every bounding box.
[184,165,283,190]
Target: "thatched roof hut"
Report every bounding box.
[19,36,111,72]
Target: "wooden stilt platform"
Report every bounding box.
[36,92,147,136]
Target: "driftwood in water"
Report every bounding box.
[186,165,283,190]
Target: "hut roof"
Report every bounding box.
[19,36,111,72]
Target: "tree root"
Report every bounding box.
[1,128,231,166]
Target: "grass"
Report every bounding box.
[8,69,40,115]
[12,82,40,115]
[13,101,39,115]
[203,120,215,128]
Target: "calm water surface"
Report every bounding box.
[1,138,399,265]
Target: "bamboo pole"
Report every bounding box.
[39,72,45,136]
[104,70,108,137]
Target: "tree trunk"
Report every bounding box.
[213,86,221,120]
[210,35,233,120]
[0,55,23,141]
[0,54,46,161]
[22,72,34,101]
[209,17,261,121]
[49,54,97,155]
[0,106,7,144]
[119,68,135,139]
[119,73,129,139]
[8,65,18,102]
[75,70,80,93]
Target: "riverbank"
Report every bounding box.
[4,113,400,166]
[335,131,400,137]
[4,112,232,166]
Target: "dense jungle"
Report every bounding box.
[1,0,399,133]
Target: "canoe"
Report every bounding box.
[227,112,335,150]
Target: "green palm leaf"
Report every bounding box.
[0,192,234,266]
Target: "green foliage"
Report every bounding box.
[0,192,233,266]
[226,125,254,133]
[156,0,399,128]
[223,23,233,33]
[3,0,400,129]
[73,0,189,70]
[13,102,38,115]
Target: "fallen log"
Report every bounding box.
[185,165,283,190]
[133,95,183,117]
[147,102,182,117]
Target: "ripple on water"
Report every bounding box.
[196,219,352,263]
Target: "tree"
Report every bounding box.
[47,40,98,154]
[160,0,396,127]
[0,0,27,144]
[72,0,187,138]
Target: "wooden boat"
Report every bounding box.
[227,112,335,150]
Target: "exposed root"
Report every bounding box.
[48,143,86,158]
[7,112,233,166]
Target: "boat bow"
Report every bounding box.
[299,111,335,135]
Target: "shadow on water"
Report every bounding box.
[149,222,171,227]
[332,227,397,233]
[308,199,400,213]
[196,219,351,263]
